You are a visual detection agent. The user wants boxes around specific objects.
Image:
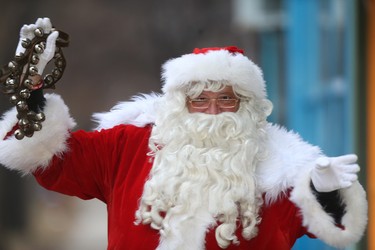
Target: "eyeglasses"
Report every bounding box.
[188,97,240,109]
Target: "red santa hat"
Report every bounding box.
[161,46,267,99]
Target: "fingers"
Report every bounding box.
[35,17,53,34]
[16,24,37,56]
[338,163,360,189]
[335,154,360,174]
[45,31,59,54]
[20,24,37,39]
[36,31,59,74]
[340,173,358,187]
[16,17,53,57]
[343,163,360,173]
[334,154,358,165]
[345,173,359,182]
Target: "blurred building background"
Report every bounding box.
[0,0,372,249]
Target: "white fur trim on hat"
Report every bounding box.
[161,48,267,98]
[0,93,76,175]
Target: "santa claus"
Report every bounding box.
[0,18,368,250]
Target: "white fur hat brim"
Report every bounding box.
[161,48,267,99]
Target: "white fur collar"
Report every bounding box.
[92,93,161,130]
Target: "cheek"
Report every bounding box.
[187,106,201,113]
[187,102,200,113]
[221,105,240,113]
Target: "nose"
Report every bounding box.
[205,100,221,114]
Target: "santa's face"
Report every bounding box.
[186,86,240,114]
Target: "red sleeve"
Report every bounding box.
[33,124,151,203]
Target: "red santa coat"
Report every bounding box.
[33,124,309,249]
[0,94,368,249]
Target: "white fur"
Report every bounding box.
[161,50,267,99]
[256,124,323,204]
[0,94,76,174]
[290,173,368,248]
[92,93,160,130]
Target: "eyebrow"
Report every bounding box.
[197,92,236,97]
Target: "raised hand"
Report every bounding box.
[311,154,360,192]
[1,17,69,139]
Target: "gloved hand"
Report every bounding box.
[33,17,59,75]
[15,18,57,112]
[311,154,360,192]
[15,23,37,57]
[15,17,59,75]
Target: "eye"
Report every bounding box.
[218,95,236,101]
[193,97,209,102]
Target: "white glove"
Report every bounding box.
[34,17,58,75]
[15,23,37,56]
[311,154,360,192]
[37,30,59,74]
[15,17,58,75]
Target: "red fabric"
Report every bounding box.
[3,124,19,140]
[33,124,310,250]
[193,46,245,55]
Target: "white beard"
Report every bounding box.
[135,105,268,249]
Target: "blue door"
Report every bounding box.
[282,0,356,249]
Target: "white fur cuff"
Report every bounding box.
[0,93,76,174]
[290,171,368,248]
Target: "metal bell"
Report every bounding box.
[44,74,54,84]
[33,122,42,131]
[16,100,28,111]
[8,61,17,71]
[35,112,46,121]
[18,118,30,128]
[5,77,15,86]
[19,89,31,99]
[52,68,61,78]
[21,38,31,48]
[14,129,25,140]
[29,66,38,76]
[24,79,34,89]
[34,44,44,54]
[34,27,44,37]
[55,58,64,68]
[31,54,40,65]
[10,95,19,104]
[27,110,36,118]
[55,52,62,59]
[25,130,34,138]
